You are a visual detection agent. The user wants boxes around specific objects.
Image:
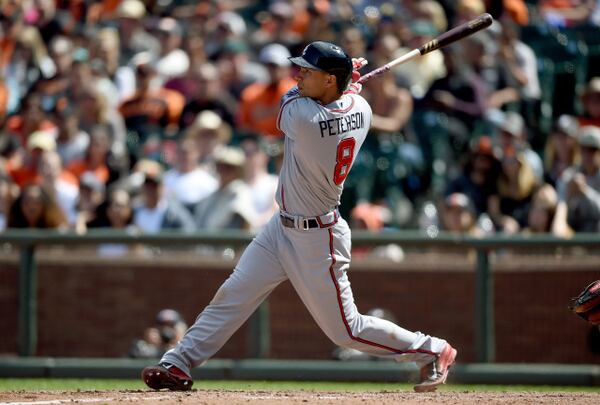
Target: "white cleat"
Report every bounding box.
[413,343,457,393]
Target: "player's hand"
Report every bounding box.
[351,57,368,82]
[345,57,368,95]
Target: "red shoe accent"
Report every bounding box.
[142,363,193,391]
[413,343,457,393]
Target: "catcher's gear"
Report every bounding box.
[570,280,600,325]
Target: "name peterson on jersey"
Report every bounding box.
[275,86,372,217]
[318,112,365,138]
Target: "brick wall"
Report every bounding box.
[1,251,598,363]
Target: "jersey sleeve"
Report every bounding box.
[277,86,303,140]
[280,86,301,108]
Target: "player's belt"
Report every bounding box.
[279,209,339,230]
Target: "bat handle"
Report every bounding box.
[356,65,390,84]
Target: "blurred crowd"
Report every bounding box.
[1,0,600,242]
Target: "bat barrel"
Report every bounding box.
[419,13,493,55]
[356,13,493,85]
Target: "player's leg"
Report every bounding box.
[280,218,455,390]
[143,216,286,390]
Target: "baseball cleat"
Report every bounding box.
[413,343,457,393]
[142,363,193,391]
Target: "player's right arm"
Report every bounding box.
[277,86,306,140]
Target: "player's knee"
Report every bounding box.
[209,281,237,305]
[331,333,356,349]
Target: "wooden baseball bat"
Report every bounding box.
[357,13,493,84]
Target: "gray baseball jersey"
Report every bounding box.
[161,86,447,375]
[276,87,370,216]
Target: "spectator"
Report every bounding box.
[39,150,79,226]
[361,59,420,205]
[74,172,106,234]
[415,0,448,33]
[240,135,278,229]
[53,101,90,166]
[129,309,188,359]
[237,43,296,139]
[303,1,336,43]
[439,192,484,236]
[30,0,62,45]
[454,0,486,24]
[0,78,8,121]
[114,0,160,63]
[578,77,600,128]
[539,0,596,27]
[497,14,541,108]
[524,183,558,234]
[153,17,190,82]
[30,35,74,113]
[250,2,303,49]
[363,37,414,136]
[0,174,18,231]
[488,147,538,233]
[89,186,135,257]
[340,26,368,60]
[544,115,581,186]
[419,46,486,166]
[163,36,205,102]
[193,146,256,231]
[7,183,67,229]
[421,44,486,126]
[494,111,544,182]
[445,136,502,216]
[178,63,237,130]
[500,0,530,26]
[396,19,446,99]
[205,11,247,58]
[552,126,600,236]
[118,56,185,148]
[162,136,218,214]
[186,110,232,167]
[7,130,55,187]
[76,59,122,114]
[91,27,136,103]
[66,125,111,186]
[73,87,127,165]
[132,162,195,234]
[89,187,133,229]
[3,90,56,148]
[215,39,267,100]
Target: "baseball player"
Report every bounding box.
[142,41,457,393]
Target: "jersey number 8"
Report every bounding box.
[333,138,356,185]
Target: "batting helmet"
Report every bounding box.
[289,41,352,92]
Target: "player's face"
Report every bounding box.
[294,67,330,99]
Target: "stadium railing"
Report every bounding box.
[2,229,600,363]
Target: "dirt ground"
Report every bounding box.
[1,389,600,405]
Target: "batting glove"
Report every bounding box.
[345,57,368,95]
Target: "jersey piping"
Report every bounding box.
[327,228,437,357]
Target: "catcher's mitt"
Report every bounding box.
[570,280,600,325]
